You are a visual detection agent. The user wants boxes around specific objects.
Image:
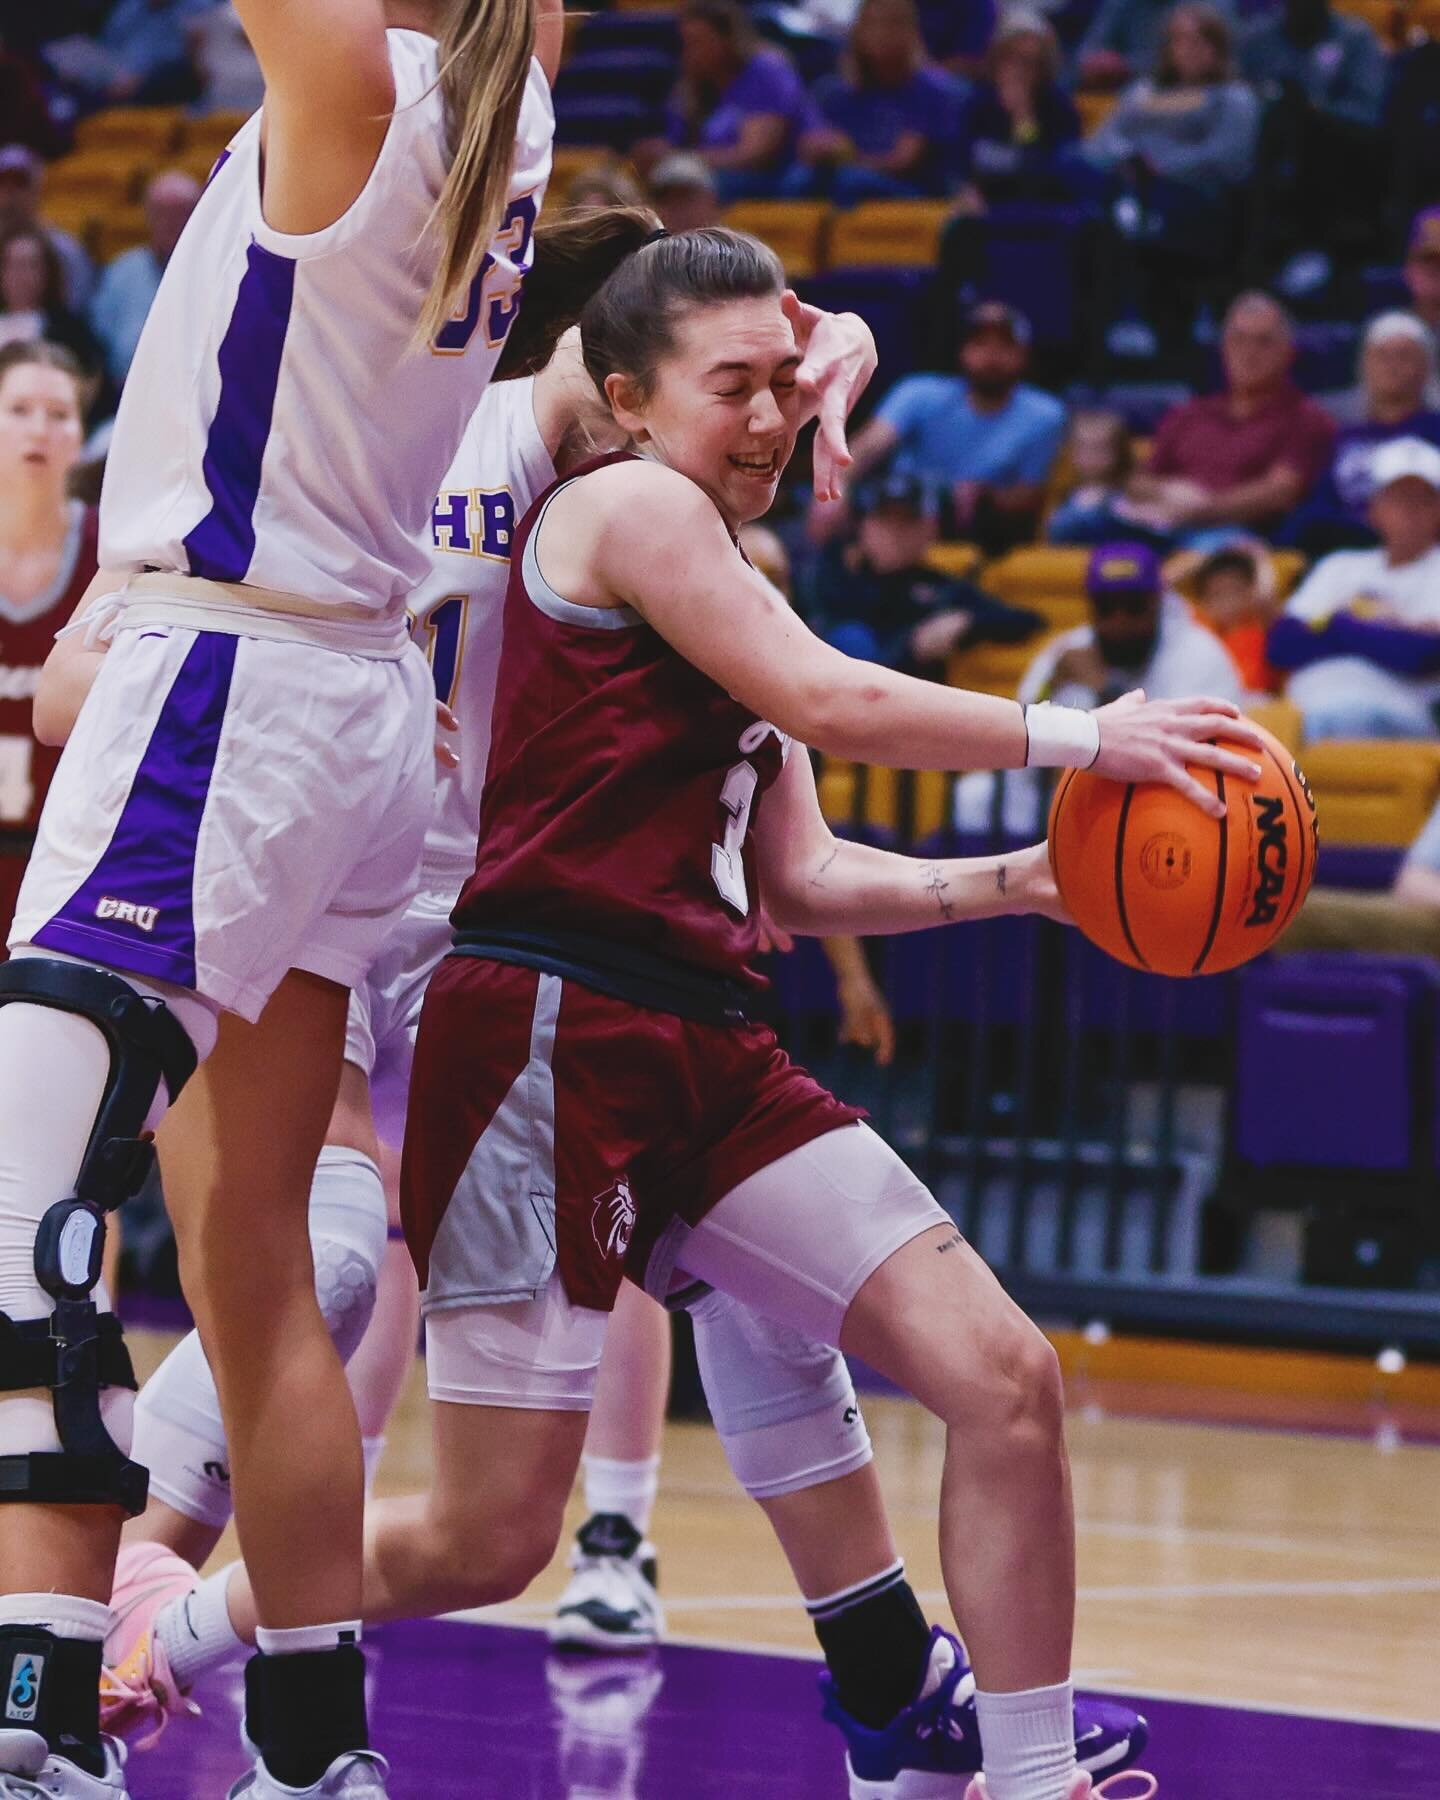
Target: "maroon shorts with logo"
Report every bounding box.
[402,955,863,1314]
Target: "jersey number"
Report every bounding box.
[419,594,468,709]
[0,738,34,825]
[711,759,758,916]
[432,194,539,356]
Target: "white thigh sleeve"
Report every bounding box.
[687,1288,872,1501]
[134,1142,386,1526]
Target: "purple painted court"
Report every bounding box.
[129,1619,1440,1799]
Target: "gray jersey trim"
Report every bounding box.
[423,970,564,1311]
[522,484,640,631]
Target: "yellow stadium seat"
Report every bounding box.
[177,110,251,156]
[947,629,1069,700]
[817,762,948,839]
[1267,549,1307,601]
[38,198,100,252]
[1247,698,1303,754]
[723,202,830,280]
[827,200,951,270]
[74,107,184,155]
[980,546,1091,606]
[1299,740,1440,846]
[548,146,621,198]
[44,152,152,204]
[1074,91,1119,136]
[92,205,150,263]
[922,542,981,580]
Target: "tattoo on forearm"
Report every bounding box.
[809,845,839,889]
[996,864,1007,896]
[937,1230,963,1255]
[922,863,956,921]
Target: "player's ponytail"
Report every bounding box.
[580,227,785,402]
[421,0,537,343]
[494,204,660,380]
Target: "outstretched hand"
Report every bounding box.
[1092,690,1264,819]
[783,291,878,503]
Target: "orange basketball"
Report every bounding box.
[1047,724,1318,976]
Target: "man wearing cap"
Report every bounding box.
[1295,311,1440,550]
[954,540,1242,830]
[817,299,1066,553]
[0,145,92,313]
[1269,436,1440,739]
[1127,291,1335,543]
[819,473,1043,674]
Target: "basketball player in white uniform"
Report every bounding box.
[0,3,562,1795]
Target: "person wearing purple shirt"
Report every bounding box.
[660,0,811,201]
[786,0,967,202]
[1290,312,1440,553]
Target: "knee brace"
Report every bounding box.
[0,959,197,1514]
[687,1289,872,1501]
[309,1145,385,1363]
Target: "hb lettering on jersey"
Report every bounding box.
[431,487,515,562]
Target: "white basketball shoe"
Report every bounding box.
[0,1731,129,1798]
[549,1514,664,1653]
[225,1750,390,1798]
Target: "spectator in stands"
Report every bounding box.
[917,0,996,77]
[1045,409,1171,546]
[89,169,200,386]
[1079,0,1232,91]
[1242,0,1387,264]
[0,35,63,157]
[1270,437,1440,739]
[1291,312,1440,551]
[822,300,1067,552]
[951,10,1080,211]
[648,153,721,232]
[954,539,1242,829]
[44,0,212,104]
[787,0,967,203]
[1403,207,1440,352]
[566,161,647,214]
[820,472,1044,673]
[1173,537,1283,693]
[187,2,264,115]
[0,223,104,392]
[0,146,92,314]
[1125,291,1335,542]
[655,0,810,201]
[1392,790,1440,905]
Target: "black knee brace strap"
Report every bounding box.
[0,958,198,1514]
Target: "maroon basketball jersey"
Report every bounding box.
[454,455,790,987]
[0,504,98,834]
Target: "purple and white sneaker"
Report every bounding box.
[820,1627,1149,1798]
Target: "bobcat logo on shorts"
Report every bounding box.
[591,1177,637,1262]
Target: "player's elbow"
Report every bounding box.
[32,681,73,748]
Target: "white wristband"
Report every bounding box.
[1023,701,1101,770]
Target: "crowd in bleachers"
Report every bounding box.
[12,0,1440,865]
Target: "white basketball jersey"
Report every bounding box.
[100,31,553,619]
[412,376,555,878]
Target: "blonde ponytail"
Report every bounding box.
[420,0,538,343]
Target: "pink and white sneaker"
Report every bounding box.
[101,1542,204,1747]
[964,1775,1158,1799]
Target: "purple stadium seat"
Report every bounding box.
[1233,954,1440,1172]
[577,12,680,57]
[553,95,659,150]
[883,916,1038,1027]
[555,51,676,107]
[945,204,1092,361]
[1314,843,1405,891]
[767,936,838,1019]
[1069,935,1235,1041]
[1291,322,1362,394]
[796,270,931,388]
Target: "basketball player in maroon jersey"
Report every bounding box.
[0,342,96,949]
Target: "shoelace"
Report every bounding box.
[1095,1773,1159,1798]
[99,1645,199,1751]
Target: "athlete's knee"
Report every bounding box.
[423,1498,561,1608]
[0,955,200,1513]
[957,1314,1064,1456]
[690,1289,873,1500]
[309,1145,386,1362]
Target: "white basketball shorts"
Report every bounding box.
[11,621,435,1022]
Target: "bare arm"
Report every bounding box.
[1393,861,1440,909]
[562,462,1264,815]
[1179,462,1307,528]
[33,567,124,747]
[701,114,789,172]
[755,750,1062,936]
[534,0,563,86]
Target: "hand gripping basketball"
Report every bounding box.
[1091,690,1264,820]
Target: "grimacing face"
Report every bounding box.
[606,295,804,531]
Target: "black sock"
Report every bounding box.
[809,1562,932,1730]
[245,1642,368,1789]
[0,1627,104,1778]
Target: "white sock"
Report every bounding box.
[974,1680,1077,1800]
[583,1453,661,1538]
[255,1621,361,1656]
[156,1564,245,1689]
[0,1593,109,1641]
[362,1434,385,1494]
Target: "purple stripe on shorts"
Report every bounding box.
[32,633,238,991]
[182,240,295,582]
